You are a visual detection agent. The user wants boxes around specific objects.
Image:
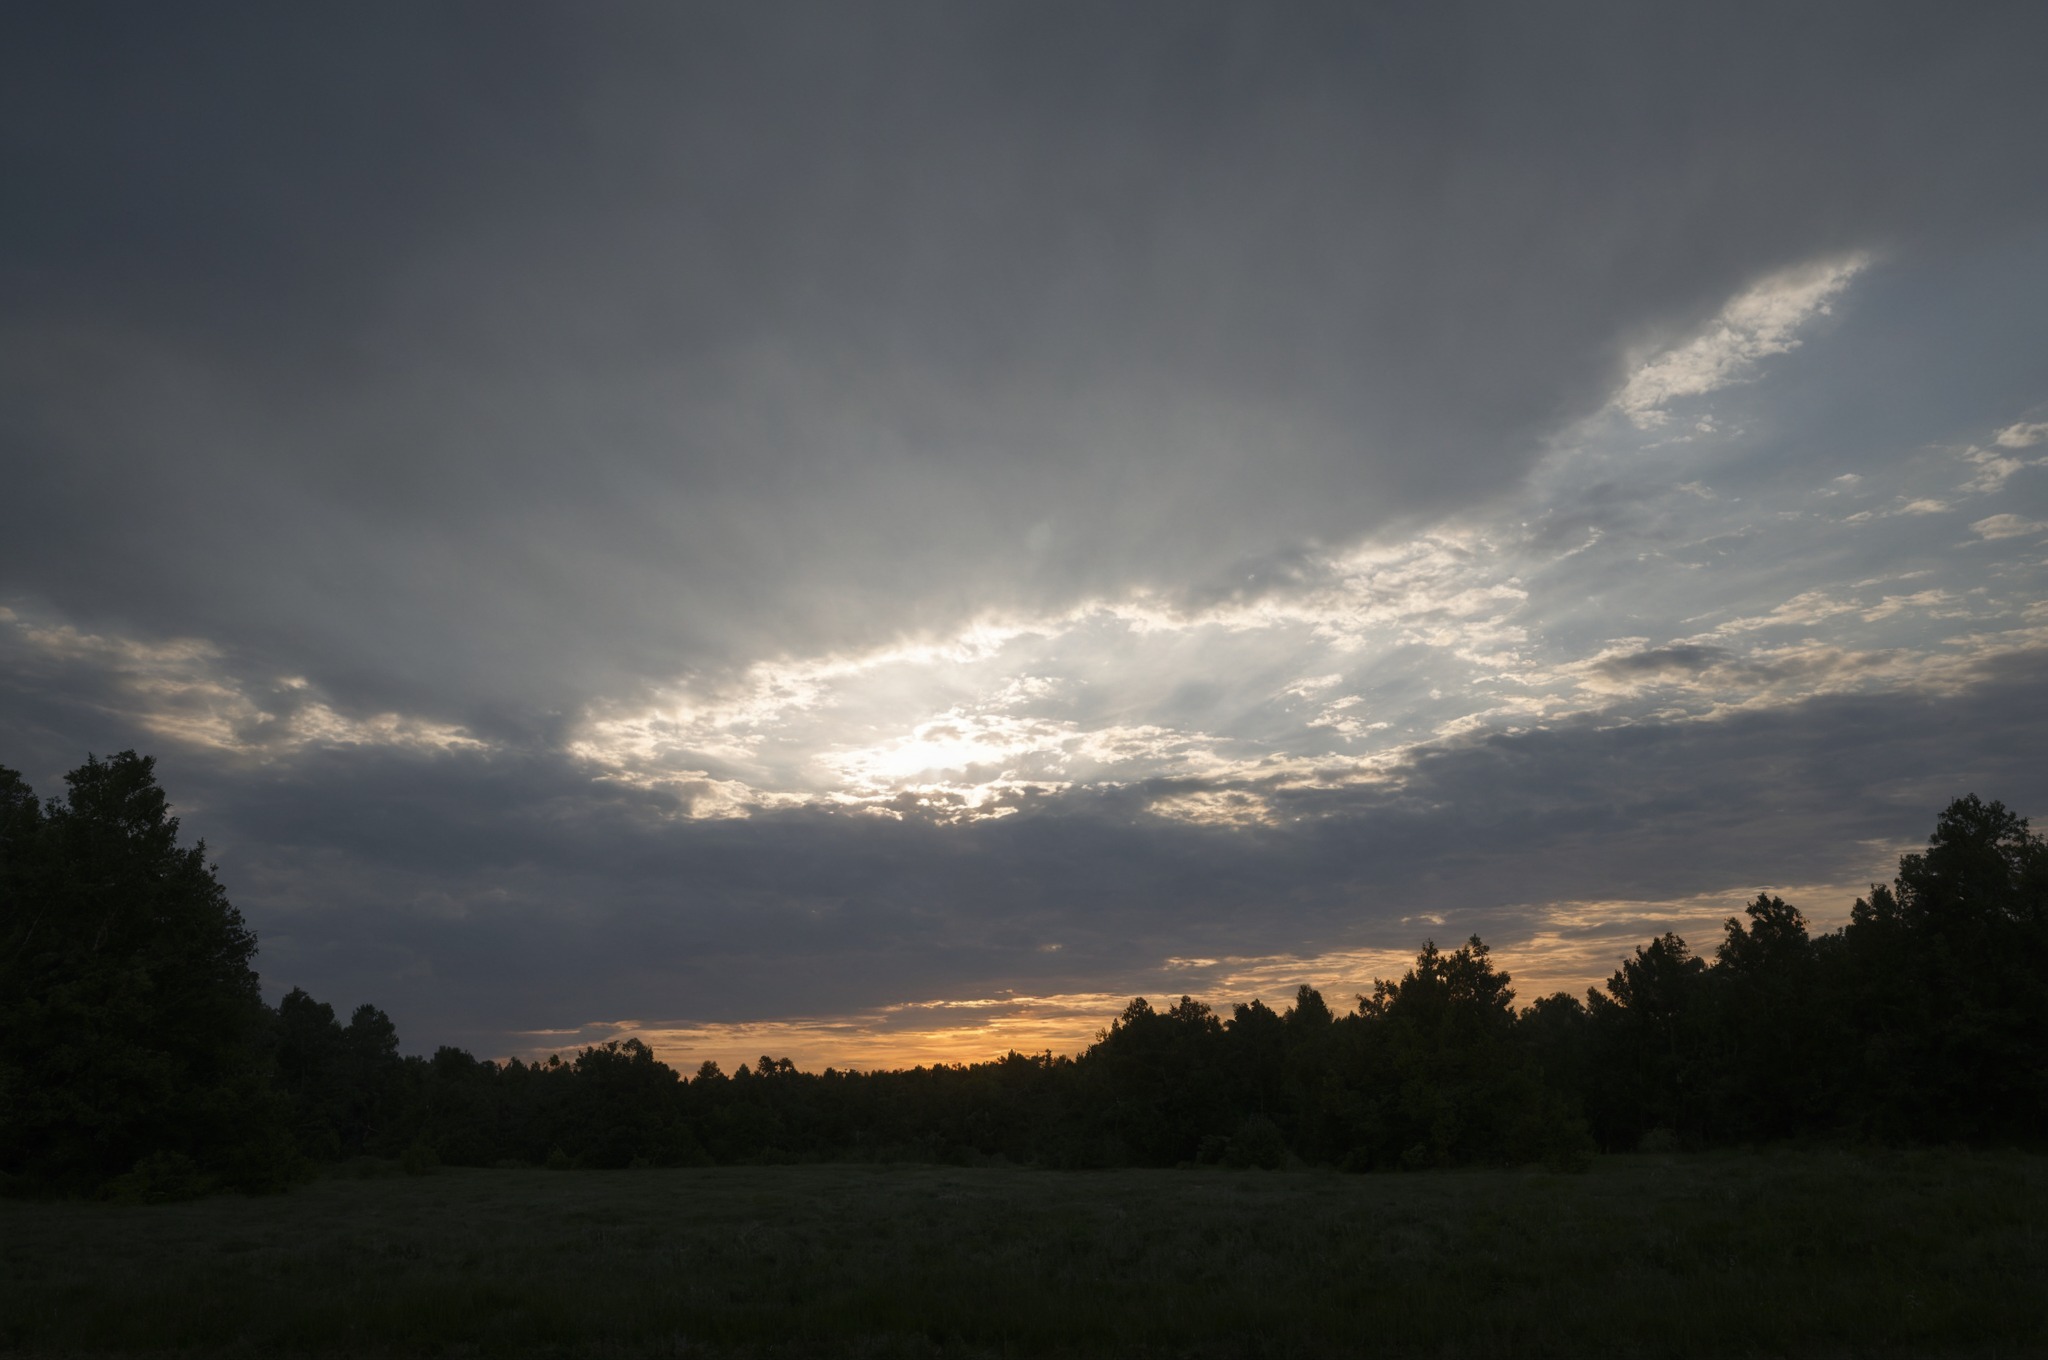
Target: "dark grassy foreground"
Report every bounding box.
[4,1151,2045,1359]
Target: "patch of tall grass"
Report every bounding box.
[3,1149,2043,1357]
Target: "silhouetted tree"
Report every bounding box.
[1345,937,1588,1168]
[1222,997,1287,1125]
[1835,795,2048,1139]
[0,754,294,1193]
[11,759,2039,1181]
[275,988,348,1159]
[1085,995,1228,1164]
[1586,932,1708,1147]
[1704,894,1823,1139]
[1516,991,1593,1120]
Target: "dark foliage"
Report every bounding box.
[5,754,2044,1193]
[0,754,295,1194]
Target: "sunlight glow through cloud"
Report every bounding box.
[7,7,2047,1078]
[7,248,2044,1071]
[540,254,2047,842]
[24,251,2030,855]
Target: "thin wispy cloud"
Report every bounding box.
[1613,256,1868,429]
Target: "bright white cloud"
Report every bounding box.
[1147,788,1278,828]
[1973,513,2048,540]
[1613,255,1868,427]
[1711,590,1863,634]
[21,252,2047,859]
[545,243,2048,827]
[1960,452,2022,494]
[1860,589,1961,622]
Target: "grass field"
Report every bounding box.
[4,1149,2045,1358]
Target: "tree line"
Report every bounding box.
[3,752,2043,1198]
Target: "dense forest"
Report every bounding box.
[3,752,2044,1199]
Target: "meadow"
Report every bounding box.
[4,1149,2045,1359]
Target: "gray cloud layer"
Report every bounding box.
[8,2,2046,723]
[9,629,2046,1049]
[5,3,2047,1057]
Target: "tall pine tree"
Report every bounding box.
[1,753,293,1193]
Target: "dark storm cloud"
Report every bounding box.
[7,2,2047,728]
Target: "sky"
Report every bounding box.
[4,1,2047,1069]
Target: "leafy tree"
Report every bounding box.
[1347,937,1586,1168]
[1585,932,1708,1147]
[1704,894,1823,1139]
[274,988,348,1159]
[336,1002,404,1151]
[568,1038,693,1167]
[1085,996,1227,1164]
[0,754,293,1192]
[1891,794,2048,930]
[1837,795,2048,1139]
[1515,991,1595,1141]
[1715,893,1810,975]
[1222,997,1287,1123]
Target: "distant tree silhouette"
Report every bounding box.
[8,759,2041,1187]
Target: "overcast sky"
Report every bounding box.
[5,2,2046,1067]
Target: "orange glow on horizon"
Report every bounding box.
[507,879,1876,1074]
